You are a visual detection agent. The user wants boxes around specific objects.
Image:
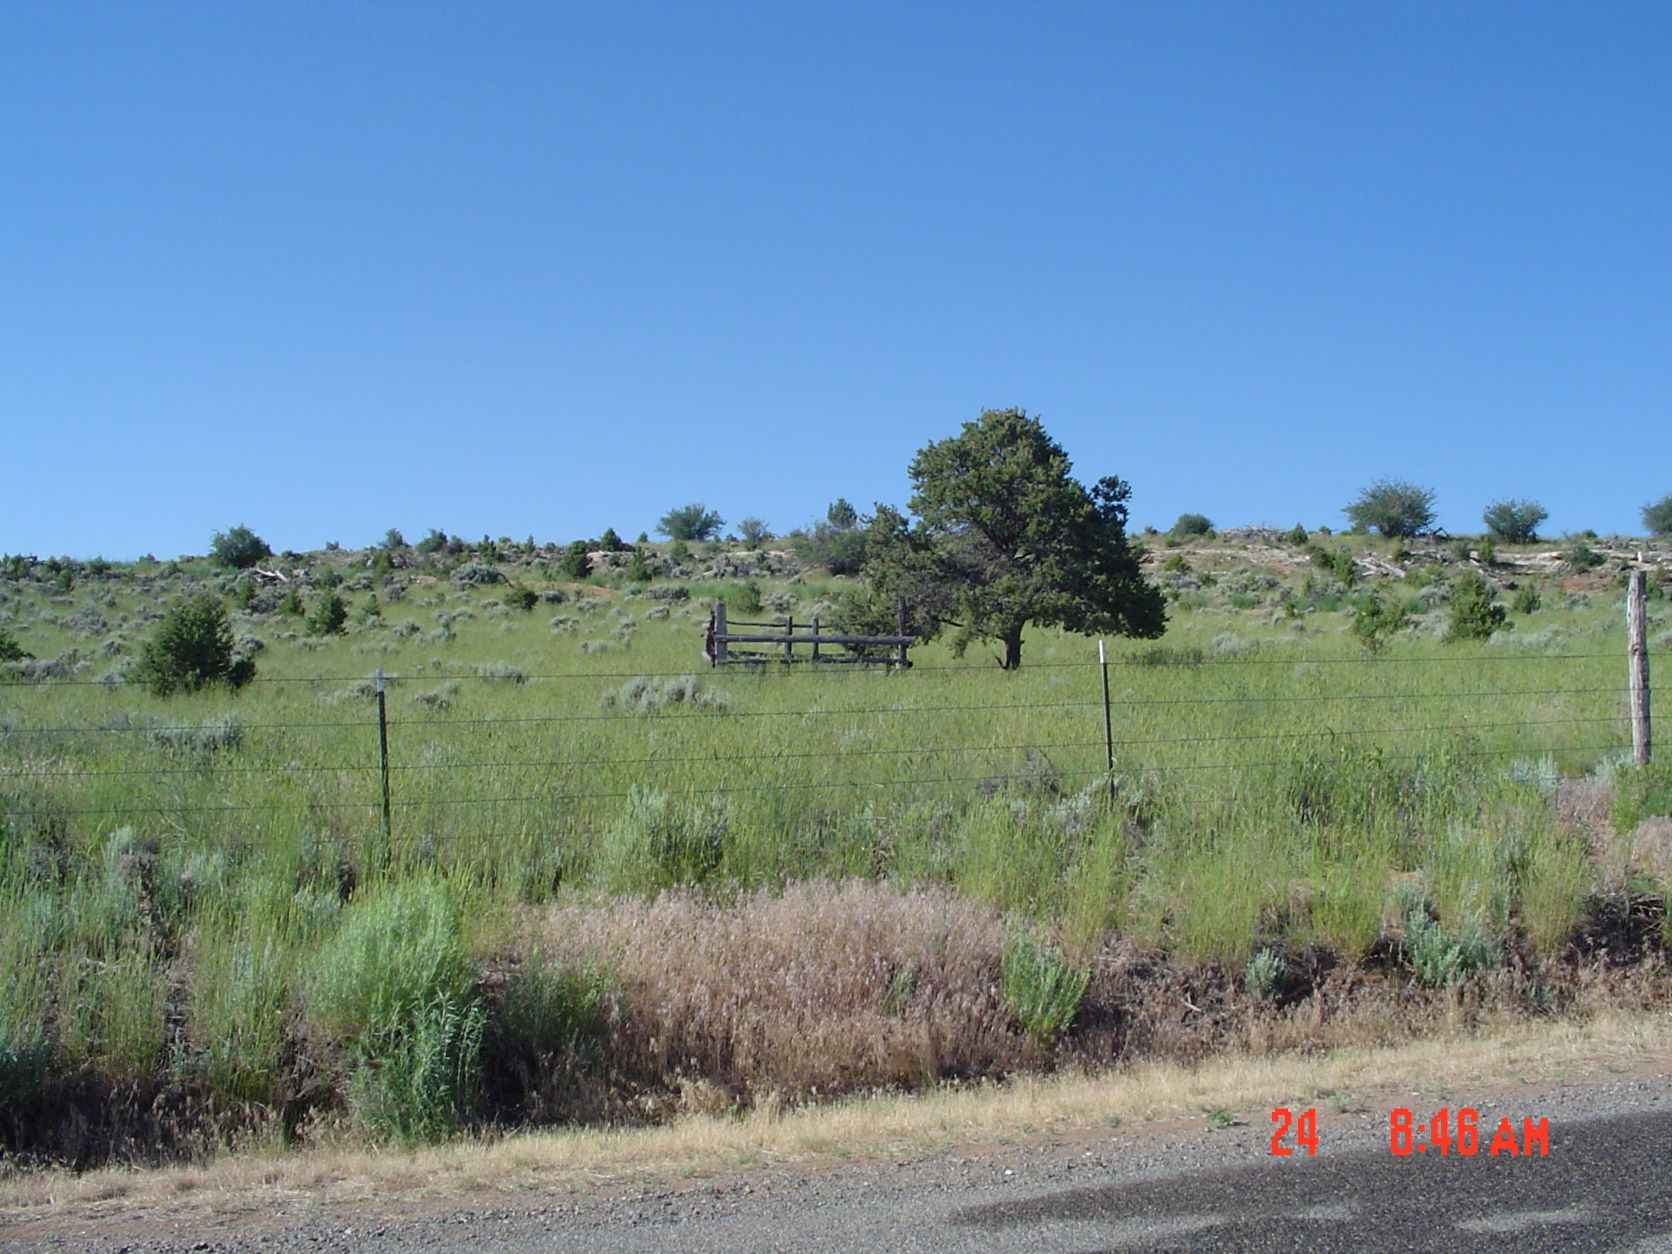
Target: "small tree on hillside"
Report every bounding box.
[1170,513,1213,537]
[598,527,630,552]
[1644,493,1672,537]
[826,498,859,530]
[0,626,32,663]
[1344,479,1437,538]
[657,503,725,542]
[1445,571,1508,642]
[1350,592,1411,656]
[308,591,348,636]
[738,517,773,549]
[1482,498,1547,544]
[558,540,592,580]
[137,594,254,695]
[852,408,1165,670]
[210,524,271,570]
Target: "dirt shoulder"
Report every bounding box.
[3,1009,1668,1251]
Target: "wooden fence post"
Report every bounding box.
[375,667,392,858]
[1628,570,1651,765]
[896,596,909,668]
[1099,640,1115,807]
[714,602,728,665]
[785,614,794,664]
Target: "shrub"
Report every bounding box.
[1511,584,1543,615]
[1285,524,1309,545]
[729,581,763,616]
[599,674,725,713]
[557,541,592,580]
[1402,907,1498,988]
[209,524,271,570]
[0,626,31,663]
[598,527,629,552]
[451,561,502,587]
[738,517,773,549]
[1350,592,1410,655]
[308,591,348,636]
[657,503,725,542]
[595,787,728,892]
[1243,948,1285,1001]
[1170,512,1213,537]
[626,548,654,583]
[1445,572,1507,642]
[136,594,254,696]
[1642,493,1672,537]
[1559,540,1603,572]
[1482,498,1547,544]
[503,584,538,612]
[1000,935,1089,1046]
[306,879,483,1144]
[415,528,448,555]
[1344,479,1437,538]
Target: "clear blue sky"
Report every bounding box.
[4,1,1668,559]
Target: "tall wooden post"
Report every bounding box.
[1628,570,1651,765]
[785,614,794,664]
[375,667,392,856]
[896,596,909,668]
[713,602,728,665]
[811,617,821,663]
[1099,640,1115,807]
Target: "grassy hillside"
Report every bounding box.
[1,530,1668,1164]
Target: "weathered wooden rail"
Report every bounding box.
[703,601,913,667]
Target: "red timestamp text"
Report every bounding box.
[1389,1107,1549,1158]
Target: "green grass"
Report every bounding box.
[0,539,1665,1156]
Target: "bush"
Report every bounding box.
[557,541,592,580]
[598,527,629,552]
[1402,907,1499,988]
[0,626,31,663]
[1482,498,1547,544]
[503,584,538,613]
[1344,479,1437,538]
[306,879,483,1144]
[595,788,729,892]
[1285,524,1309,545]
[657,503,725,542]
[136,594,254,696]
[1170,513,1213,537]
[1350,592,1410,655]
[308,591,348,636]
[1511,584,1543,615]
[1000,935,1089,1046]
[1559,540,1603,572]
[209,524,271,570]
[626,548,654,583]
[1445,572,1507,642]
[738,517,773,549]
[1243,948,1285,1001]
[1642,494,1672,537]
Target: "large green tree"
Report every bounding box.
[854,409,1165,669]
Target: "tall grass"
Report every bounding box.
[0,549,1663,1158]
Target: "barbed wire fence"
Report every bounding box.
[0,614,1653,851]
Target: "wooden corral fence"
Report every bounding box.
[703,600,914,668]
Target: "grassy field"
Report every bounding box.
[1,534,1668,1164]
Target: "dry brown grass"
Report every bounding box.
[5,1008,1667,1226]
[532,880,1027,1109]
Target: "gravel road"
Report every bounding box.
[7,1069,1670,1252]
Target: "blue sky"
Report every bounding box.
[3,1,1668,559]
